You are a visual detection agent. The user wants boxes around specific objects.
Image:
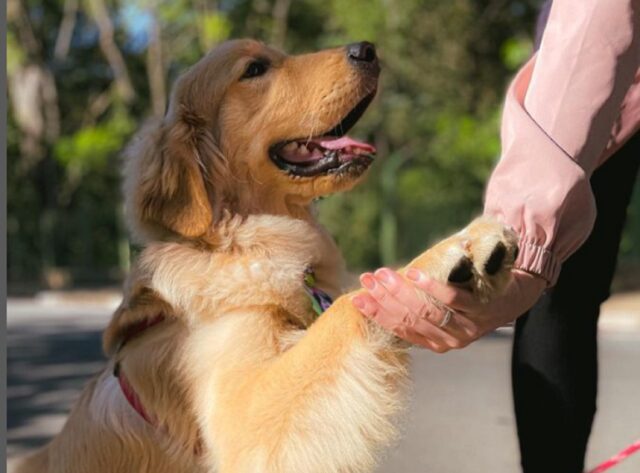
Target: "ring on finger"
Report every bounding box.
[439,307,454,328]
[416,290,443,320]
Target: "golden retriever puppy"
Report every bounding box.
[14,39,517,473]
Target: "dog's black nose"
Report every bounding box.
[347,42,377,64]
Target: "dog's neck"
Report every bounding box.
[218,187,320,225]
[195,197,345,282]
[133,212,346,319]
[213,210,345,290]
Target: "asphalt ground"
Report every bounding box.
[7,295,640,472]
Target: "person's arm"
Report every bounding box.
[486,0,640,285]
[353,0,640,352]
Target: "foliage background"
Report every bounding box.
[7,0,640,292]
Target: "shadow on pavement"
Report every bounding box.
[6,321,511,456]
[7,323,107,454]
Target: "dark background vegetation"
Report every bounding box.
[7,0,640,293]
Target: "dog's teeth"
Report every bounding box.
[299,144,310,154]
[283,142,298,152]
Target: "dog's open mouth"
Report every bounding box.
[269,92,377,177]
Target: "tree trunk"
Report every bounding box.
[54,0,79,60]
[9,0,63,282]
[146,16,166,117]
[270,0,292,49]
[86,0,136,103]
[377,133,405,267]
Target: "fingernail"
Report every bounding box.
[352,296,365,310]
[406,268,423,281]
[361,274,376,290]
[375,268,392,283]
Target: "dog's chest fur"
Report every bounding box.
[79,215,350,470]
[134,214,345,329]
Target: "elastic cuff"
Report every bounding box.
[514,237,561,287]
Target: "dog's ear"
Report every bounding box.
[125,109,226,240]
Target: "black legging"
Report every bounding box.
[512,132,640,473]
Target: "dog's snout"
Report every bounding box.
[347,42,377,65]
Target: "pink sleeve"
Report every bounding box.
[484,0,640,286]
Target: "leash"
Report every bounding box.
[586,439,640,473]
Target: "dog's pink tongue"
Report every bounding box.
[316,136,376,154]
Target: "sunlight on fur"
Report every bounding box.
[14,39,517,473]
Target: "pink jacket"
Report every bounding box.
[484,0,640,285]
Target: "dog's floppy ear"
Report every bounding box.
[125,108,225,241]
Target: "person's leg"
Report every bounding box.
[512,133,640,473]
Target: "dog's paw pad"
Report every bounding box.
[410,218,518,301]
[444,218,519,300]
[447,256,474,283]
[484,242,506,276]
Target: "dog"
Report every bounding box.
[14,39,517,473]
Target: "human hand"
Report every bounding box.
[351,267,546,352]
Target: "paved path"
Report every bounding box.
[7,296,640,472]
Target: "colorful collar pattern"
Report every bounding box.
[304,268,333,316]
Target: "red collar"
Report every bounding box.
[111,314,204,455]
[114,362,155,424]
[113,314,166,424]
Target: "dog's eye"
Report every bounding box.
[241,61,268,80]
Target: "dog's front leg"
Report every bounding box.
[207,219,518,473]
[204,300,407,473]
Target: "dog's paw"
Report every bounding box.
[443,217,518,301]
[411,217,518,302]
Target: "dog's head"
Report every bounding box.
[125,39,379,243]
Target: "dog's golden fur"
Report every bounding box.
[14,39,517,473]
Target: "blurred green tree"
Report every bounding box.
[7,0,640,291]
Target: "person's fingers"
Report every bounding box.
[394,328,451,353]
[352,294,470,352]
[451,314,481,339]
[359,274,424,334]
[408,316,471,349]
[356,269,485,350]
[363,270,449,330]
[352,292,416,341]
[371,268,442,324]
[380,267,473,331]
[352,292,381,320]
[406,268,476,311]
[360,272,466,348]
[361,272,411,322]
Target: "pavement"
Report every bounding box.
[7,291,640,472]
